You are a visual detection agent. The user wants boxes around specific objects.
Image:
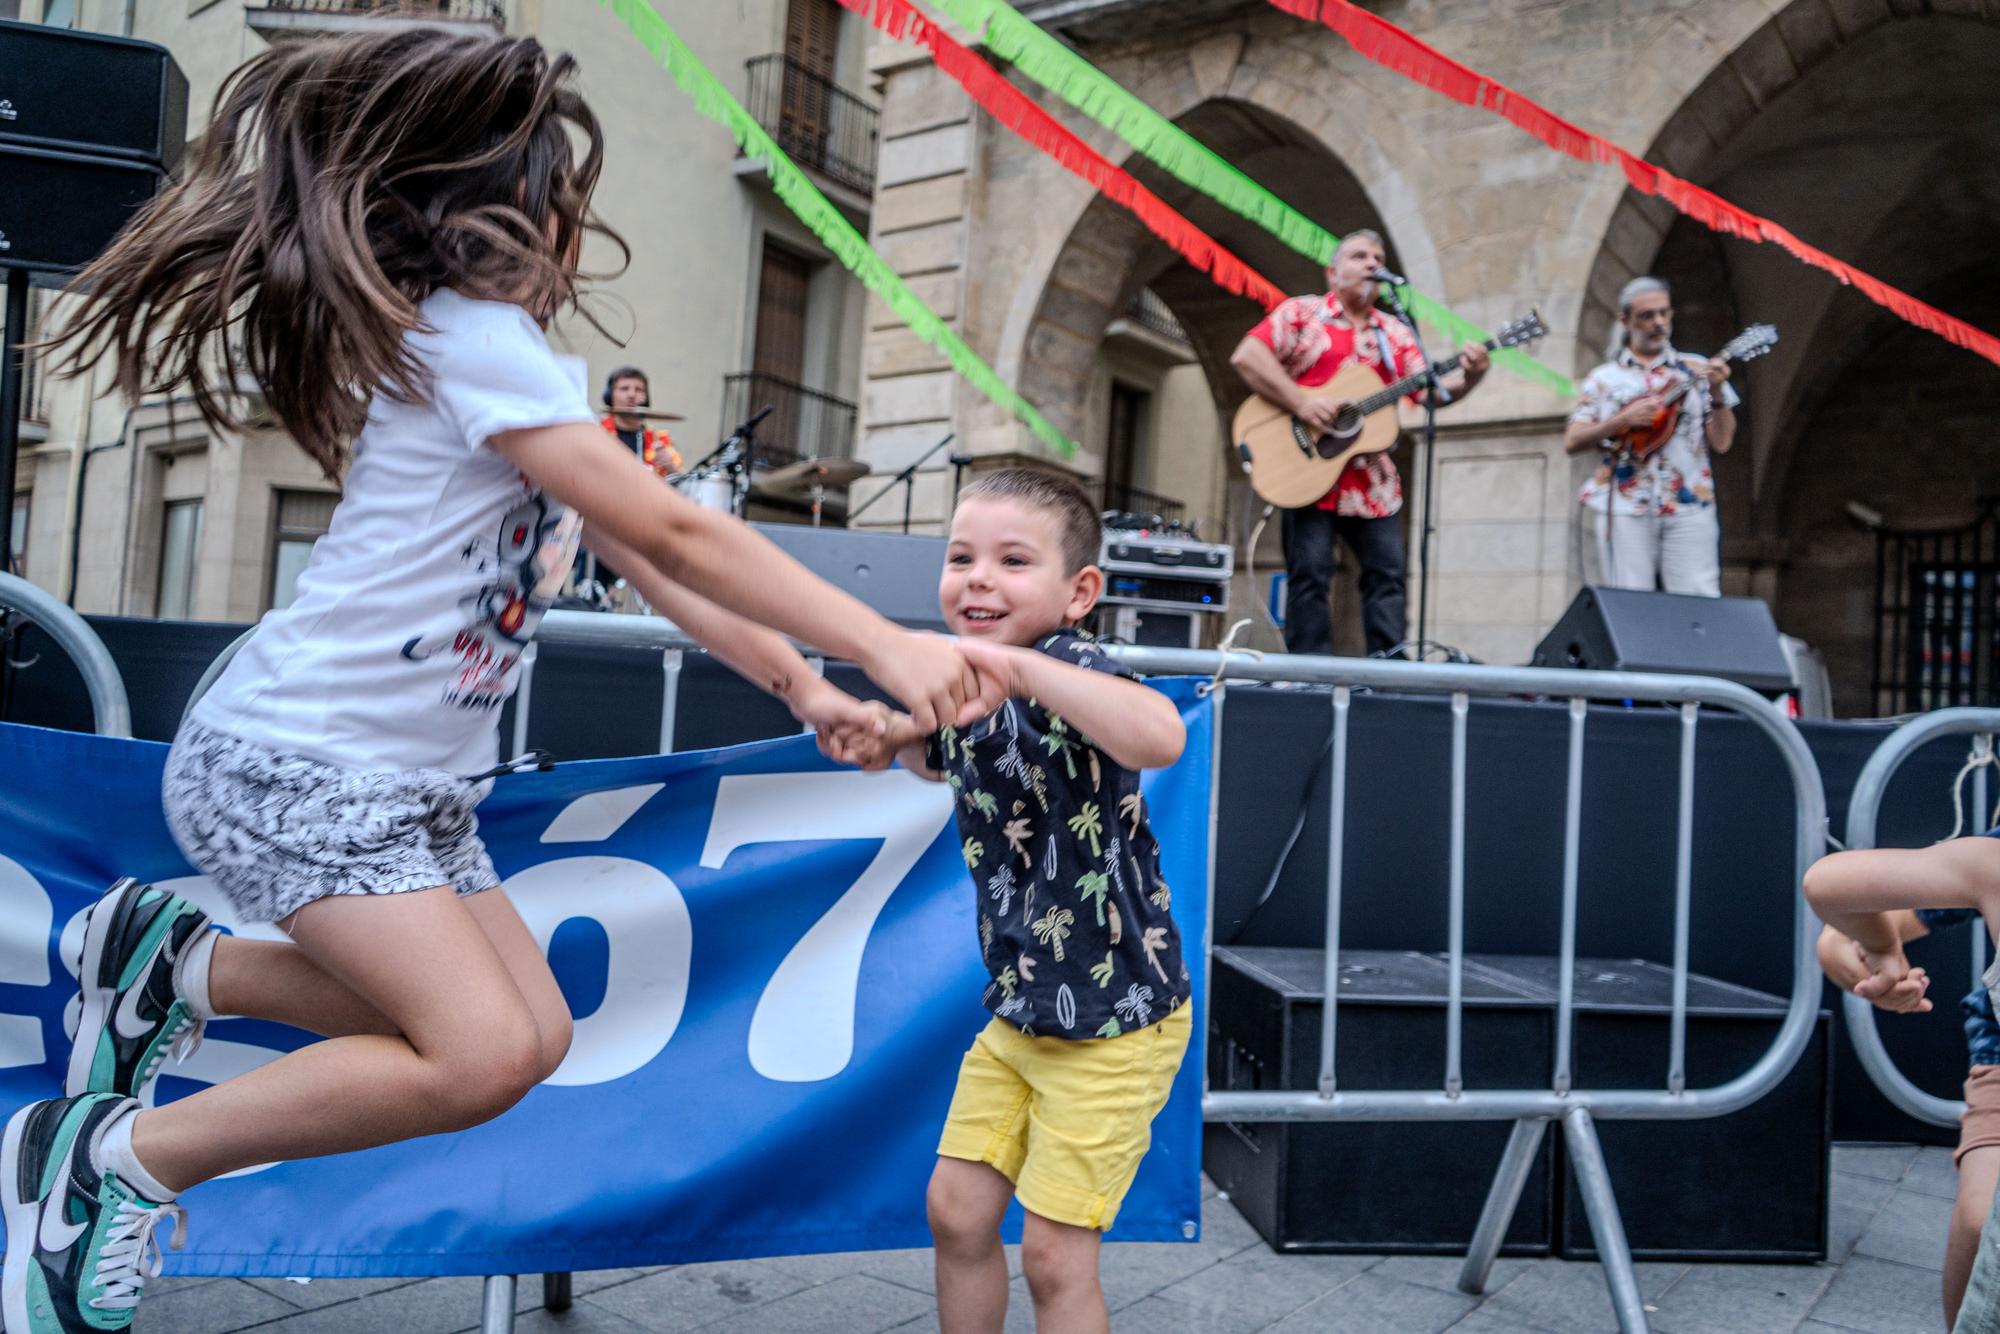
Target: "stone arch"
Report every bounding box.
[1572,1,2000,713]
[1013,95,1404,453]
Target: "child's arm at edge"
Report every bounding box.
[958,639,1184,772]
[1803,841,2000,950]
[1815,913,1932,1013]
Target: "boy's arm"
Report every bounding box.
[958,639,1184,771]
[585,528,885,738]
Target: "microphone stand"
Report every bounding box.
[1377,278,1441,661]
[847,432,956,534]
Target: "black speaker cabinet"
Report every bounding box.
[1467,956,1831,1262]
[0,19,189,169]
[1531,586,1794,695]
[1205,947,1558,1255]
[0,144,165,274]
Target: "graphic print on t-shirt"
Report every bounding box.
[400,491,581,711]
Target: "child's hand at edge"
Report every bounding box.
[1843,933,1934,1014]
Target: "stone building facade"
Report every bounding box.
[8,0,879,621]
[853,0,2000,712]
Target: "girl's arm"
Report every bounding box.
[584,527,885,737]
[494,423,998,731]
[957,639,1184,771]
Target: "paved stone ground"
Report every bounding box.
[136,1145,1952,1333]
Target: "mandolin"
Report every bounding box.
[1613,324,1776,460]
[1233,311,1547,509]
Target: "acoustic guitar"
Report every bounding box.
[1233,311,1547,508]
[1613,324,1776,460]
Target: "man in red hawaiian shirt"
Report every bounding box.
[1230,231,1490,657]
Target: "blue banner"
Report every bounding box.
[0,684,1211,1277]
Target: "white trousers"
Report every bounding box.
[1594,504,1720,597]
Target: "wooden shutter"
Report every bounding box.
[781,0,841,163]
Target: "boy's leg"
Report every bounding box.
[928,1157,1015,1334]
[1952,1147,2000,1328]
[1020,1209,1107,1334]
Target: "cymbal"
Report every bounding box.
[757,457,872,497]
[606,408,687,422]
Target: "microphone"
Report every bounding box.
[1369,265,1408,286]
[742,405,775,431]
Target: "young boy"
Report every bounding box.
[1805,833,2000,1329]
[826,469,1193,1334]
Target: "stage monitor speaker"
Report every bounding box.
[749,523,947,632]
[0,19,189,170]
[1205,946,1557,1255]
[1467,956,1830,1262]
[0,144,165,275]
[1530,586,1794,695]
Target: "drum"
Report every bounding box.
[672,471,738,513]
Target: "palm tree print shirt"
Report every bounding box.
[926,628,1191,1040]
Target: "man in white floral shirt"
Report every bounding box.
[1231,230,1488,657]
[1565,276,1737,596]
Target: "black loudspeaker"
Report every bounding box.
[1531,586,1794,695]
[1205,947,1558,1255]
[0,19,189,168]
[0,21,184,276]
[0,144,166,274]
[1467,956,1831,1262]
[749,522,947,632]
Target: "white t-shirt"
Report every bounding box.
[192,290,596,774]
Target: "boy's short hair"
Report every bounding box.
[960,469,1102,574]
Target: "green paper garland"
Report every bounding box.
[925,0,1575,395]
[600,0,1079,458]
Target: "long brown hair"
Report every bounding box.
[44,30,626,479]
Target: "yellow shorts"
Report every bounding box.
[937,1004,1192,1231]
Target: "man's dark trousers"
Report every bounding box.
[1280,506,1406,658]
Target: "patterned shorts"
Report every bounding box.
[162,719,501,926]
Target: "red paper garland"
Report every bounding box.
[834,0,1289,311]
[1276,0,2000,368]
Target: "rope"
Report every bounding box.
[1199,617,1262,697]
[1943,734,1998,842]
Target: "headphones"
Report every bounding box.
[603,366,650,409]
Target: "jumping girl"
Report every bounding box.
[1,31,999,1334]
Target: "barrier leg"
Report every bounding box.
[480,1275,516,1334]
[543,1272,573,1312]
[1457,1117,1548,1294]
[1562,1108,1648,1334]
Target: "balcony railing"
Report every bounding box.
[1101,482,1187,528]
[1123,289,1189,344]
[744,55,879,197]
[720,372,858,470]
[252,0,504,24]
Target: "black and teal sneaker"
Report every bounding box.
[1,1094,185,1332]
[65,880,213,1101]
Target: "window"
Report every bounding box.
[157,499,202,620]
[40,0,76,27]
[267,489,337,612]
[8,491,27,579]
[0,3,20,24]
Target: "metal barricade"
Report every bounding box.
[173,619,1824,1334]
[1109,646,1825,1334]
[0,571,131,738]
[1840,707,2000,1128]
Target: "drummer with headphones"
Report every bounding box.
[602,365,683,477]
